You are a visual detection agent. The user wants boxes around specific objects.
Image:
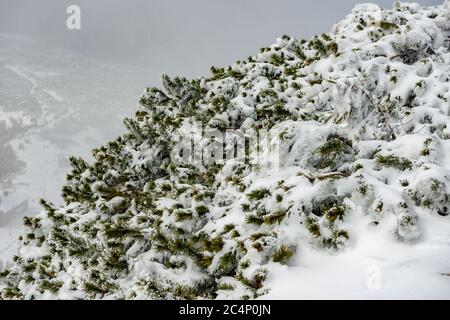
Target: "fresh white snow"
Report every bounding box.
[1,2,450,299]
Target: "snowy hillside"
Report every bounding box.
[1,2,450,299]
[0,34,151,260]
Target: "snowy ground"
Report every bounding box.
[0,34,151,261]
[264,210,450,299]
[2,7,450,298]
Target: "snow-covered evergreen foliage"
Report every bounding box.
[1,1,450,299]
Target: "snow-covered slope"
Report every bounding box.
[1,2,450,299]
[0,34,152,260]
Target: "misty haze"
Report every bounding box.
[0,0,449,301]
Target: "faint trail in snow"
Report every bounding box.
[4,65,39,94]
[0,35,152,263]
[42,89,63,103]
[3,64,76,132]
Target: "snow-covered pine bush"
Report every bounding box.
[1,1,450,299]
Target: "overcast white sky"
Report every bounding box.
[0,0,442,84]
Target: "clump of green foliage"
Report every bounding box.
[376,154,412,171]
[246,188,271,201]
[313,134,354,170]
[272,245,294,264]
